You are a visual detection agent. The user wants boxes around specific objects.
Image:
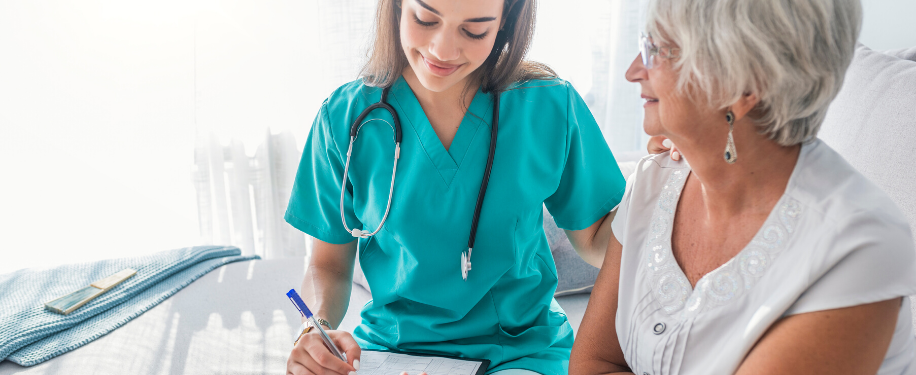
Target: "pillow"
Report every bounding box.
[886,46,916,62]
[818,43,916,333]
[819,44,916,241]
[543,205,600,296]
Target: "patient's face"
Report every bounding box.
[625,48,722,151]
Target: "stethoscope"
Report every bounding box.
[340,86,500,281]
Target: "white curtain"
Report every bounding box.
[191,0,647,259]
[528,0,648,158]
[190,0,381,258]
[193,129,304,258]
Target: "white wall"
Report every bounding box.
[0,1,200,274]
[859,0,916,51]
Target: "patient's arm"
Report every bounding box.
[300,237,358,329]
[735,298,900,375]
[564,210,616,268]
[569,233,635,375]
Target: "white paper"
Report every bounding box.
[357,351,483,375]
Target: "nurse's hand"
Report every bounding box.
[288,329,361,375]
[647,135,681,161]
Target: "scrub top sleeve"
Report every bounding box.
[285,100,361,245]
[544,82,627,231]
[785,211,916,316]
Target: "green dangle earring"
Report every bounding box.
[724,110,738,164]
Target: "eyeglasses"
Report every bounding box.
[639,32,680,69]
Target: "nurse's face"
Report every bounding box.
[400,0,503,92]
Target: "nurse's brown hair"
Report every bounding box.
[360,0,555,94]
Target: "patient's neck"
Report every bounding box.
[678,128,801,219]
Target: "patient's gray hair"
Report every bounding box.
[646,0,862,146]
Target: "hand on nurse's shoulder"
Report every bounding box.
[647,135,681,161]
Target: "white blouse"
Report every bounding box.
[611,139,916,375]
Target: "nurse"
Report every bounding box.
[285,0,626,374]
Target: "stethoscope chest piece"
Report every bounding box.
[461,249,472,281]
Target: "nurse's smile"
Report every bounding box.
[422,55,462,77]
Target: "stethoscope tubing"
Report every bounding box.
[340,87,402,238]
[466,93,499,254]
[350,88,402,143]
[340,135,400,239]
[340,85,500,280]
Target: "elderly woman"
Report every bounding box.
[569,0,916,374]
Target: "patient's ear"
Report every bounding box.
[731,92,759,122]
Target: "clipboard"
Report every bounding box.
[359,349,490,375]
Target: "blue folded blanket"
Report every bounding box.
[0,245,259,366]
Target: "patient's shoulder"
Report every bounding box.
[611,153,688,242]
[628,152,690,196]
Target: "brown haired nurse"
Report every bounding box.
[284,1,627,374]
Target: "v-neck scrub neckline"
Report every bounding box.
[388,77,493,187]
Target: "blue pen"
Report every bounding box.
[286,289,348,362]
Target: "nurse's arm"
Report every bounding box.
[300,238,358,328]
[564,210,616,268]
[289,237,361,375]
[569,233,634,375]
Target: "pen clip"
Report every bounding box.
[286,289,313,318]
[288,295,305,316]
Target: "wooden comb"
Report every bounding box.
[44,268,137,315]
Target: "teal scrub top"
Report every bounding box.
[285,76,626,374]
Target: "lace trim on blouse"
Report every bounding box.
[644,169,803,319]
